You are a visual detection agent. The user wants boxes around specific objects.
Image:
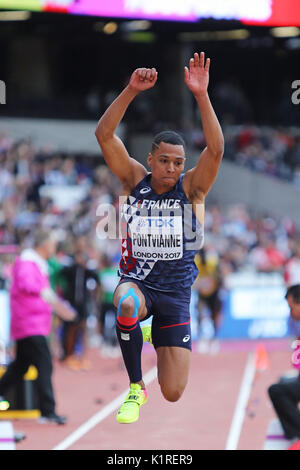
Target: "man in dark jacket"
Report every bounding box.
[268,284,300,442]
[60,251,99,369]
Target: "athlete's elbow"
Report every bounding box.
[209,140,224,161]
[95,128,107,144]
[95,121,112,143]
[217,135,225,156]
[216,148,224,163]
[95,125,104,142]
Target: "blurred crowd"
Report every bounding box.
[0,132,300,362]
[0,132,123,363]
[0,131,121,253]
[202,203,299,279]
[188,124,300,185]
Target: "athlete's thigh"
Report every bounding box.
[113,280,148,321]
[151,288,192,351]
[156,346,191,393]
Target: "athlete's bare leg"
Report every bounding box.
[113,282,148,389]
[156,346,191,402]
[114,283,191,399]
[113,282,148,320]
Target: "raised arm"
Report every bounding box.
[183,52,224,199]
[95,67,158,191]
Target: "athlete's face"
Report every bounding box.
[147,142,186,192]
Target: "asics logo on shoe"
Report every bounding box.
[140,187,151,194]
[128,395,139,401]
[183,335,190,343]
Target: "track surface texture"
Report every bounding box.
[7,338,293,451]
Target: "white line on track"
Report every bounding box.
[52,366,158,451]
[225,352,256,450]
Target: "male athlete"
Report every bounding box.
[95,52,224,423]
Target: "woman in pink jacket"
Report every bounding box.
[0,229,76,424]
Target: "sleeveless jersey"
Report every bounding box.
[118,173,204,292]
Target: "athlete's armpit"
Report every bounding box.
[182,172,205,224]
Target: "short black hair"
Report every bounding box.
[286,284,300,303]
[151,130,186,154]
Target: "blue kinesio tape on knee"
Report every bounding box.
[118,287,140,318]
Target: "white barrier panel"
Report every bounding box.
[263,419,294,450]
[0,421,15,450]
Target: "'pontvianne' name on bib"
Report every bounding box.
[129,215,183,260]
[132,233,181,248]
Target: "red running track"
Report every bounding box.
[10,338,292,451]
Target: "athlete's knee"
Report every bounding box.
[118,296,135,317]
[160,384,185,403]
[117,288,140,319]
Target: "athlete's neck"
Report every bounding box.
[150,176,176,195]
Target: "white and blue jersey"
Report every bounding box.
[119,173,204,292]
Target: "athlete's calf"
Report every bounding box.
[113,283,147,386]
[156,346,191,403]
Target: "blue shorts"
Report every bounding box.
[118,277,192,351]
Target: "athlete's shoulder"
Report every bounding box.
[132,172,152,194]
[121,159,148,195]
[122,169,149,196]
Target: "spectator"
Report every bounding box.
[0,228,76,424]
[59,250,100,370]
[248,234,286,273]
[268,284,300,443]
[98,254,119,357]
[284,238,300,287]
[193,247,223,354]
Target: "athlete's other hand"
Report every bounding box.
[184,52,210,98]
[128,68,158,93]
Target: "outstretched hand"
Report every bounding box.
[128,67,158,93]
[184,52,210,98]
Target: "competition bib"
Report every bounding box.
[128,213,183,261]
